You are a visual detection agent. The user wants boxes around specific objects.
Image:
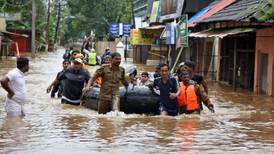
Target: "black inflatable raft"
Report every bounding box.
[82,86,160,114]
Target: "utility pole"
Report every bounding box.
[31,0,36,58]
[131,0,135,28]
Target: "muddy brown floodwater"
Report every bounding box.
[0,49,273,154]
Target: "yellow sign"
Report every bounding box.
[130,29,142,45]
[130,29,162,45]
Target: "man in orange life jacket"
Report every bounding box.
[177,71,214,114]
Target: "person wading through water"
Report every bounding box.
[177,71,214,114]
[48,59,70,98]
[151,63,181,116]
[180,60,209,111]
[83,52,128,114]
[0,57,29,117]
[47,58,90,105]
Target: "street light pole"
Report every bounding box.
[31,0,36,58]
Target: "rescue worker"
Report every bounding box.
[182,60,208,93]
[88,48,97,66]
[94,55,111,87]
[180,60,209,111]
[83,52,128,114]
[177,71,214,114]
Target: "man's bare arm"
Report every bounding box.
[0,77,14,98]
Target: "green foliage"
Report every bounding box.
[2,0,52,50]
[64,0,132,43]
[1,0,132,47]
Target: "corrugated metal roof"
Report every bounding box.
[202,0,274,22]
[189,27,256,38]
[188,6,210,25]
[188,0,236,27]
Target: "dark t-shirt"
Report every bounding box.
[153,77,178,110]
[58,67,90,100]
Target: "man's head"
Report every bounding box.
[90,48,95,53]
[75,53,84,59]
[69,46,73,50]
[71,50,80,59]
[159,63,169,79]
[72,58,83,71]
[141,72,149,83]
[111,52,121,67]
[63,60,70,70]
[182,60,195,77]
[179,71,191,85]
[17,57,29,73]
[154,64,161,74]
[103,55,111,64]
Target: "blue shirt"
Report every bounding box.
[153,77,178,110]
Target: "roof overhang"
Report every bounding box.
[189,28,256,38]
[139,25,165,30]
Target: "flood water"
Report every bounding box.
[0,49,274,154]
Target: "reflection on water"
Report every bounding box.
[0,49,274,153]
[175,118,199,153]
[0,117,29,153]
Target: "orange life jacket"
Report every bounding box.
[177,82,199,111]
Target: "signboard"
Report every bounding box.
[123,23,132,36]
[177,15,188,47]
[165,23,176,45]
[160,0,184,21]
[109,23,119,36]
[135,17,149,28]
[130,29,157,45]
[0,13,21,21]
[150,1,160,23]
[109,23,131,36]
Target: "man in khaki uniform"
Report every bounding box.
[84,52,128,114]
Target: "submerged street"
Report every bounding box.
[0,49,273,153]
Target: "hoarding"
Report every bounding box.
[177,15,188,47]
[130,29,161,45]
[109,23,132,36]
[150,1,160,23]
[109,23,119,36]
[165,23,176,45]
[160,0,185,21]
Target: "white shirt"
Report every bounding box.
[6,68,27,104]
[137,79,152,86]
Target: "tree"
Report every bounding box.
[63,0,132,43]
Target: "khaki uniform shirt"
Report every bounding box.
[94,64,126,101]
